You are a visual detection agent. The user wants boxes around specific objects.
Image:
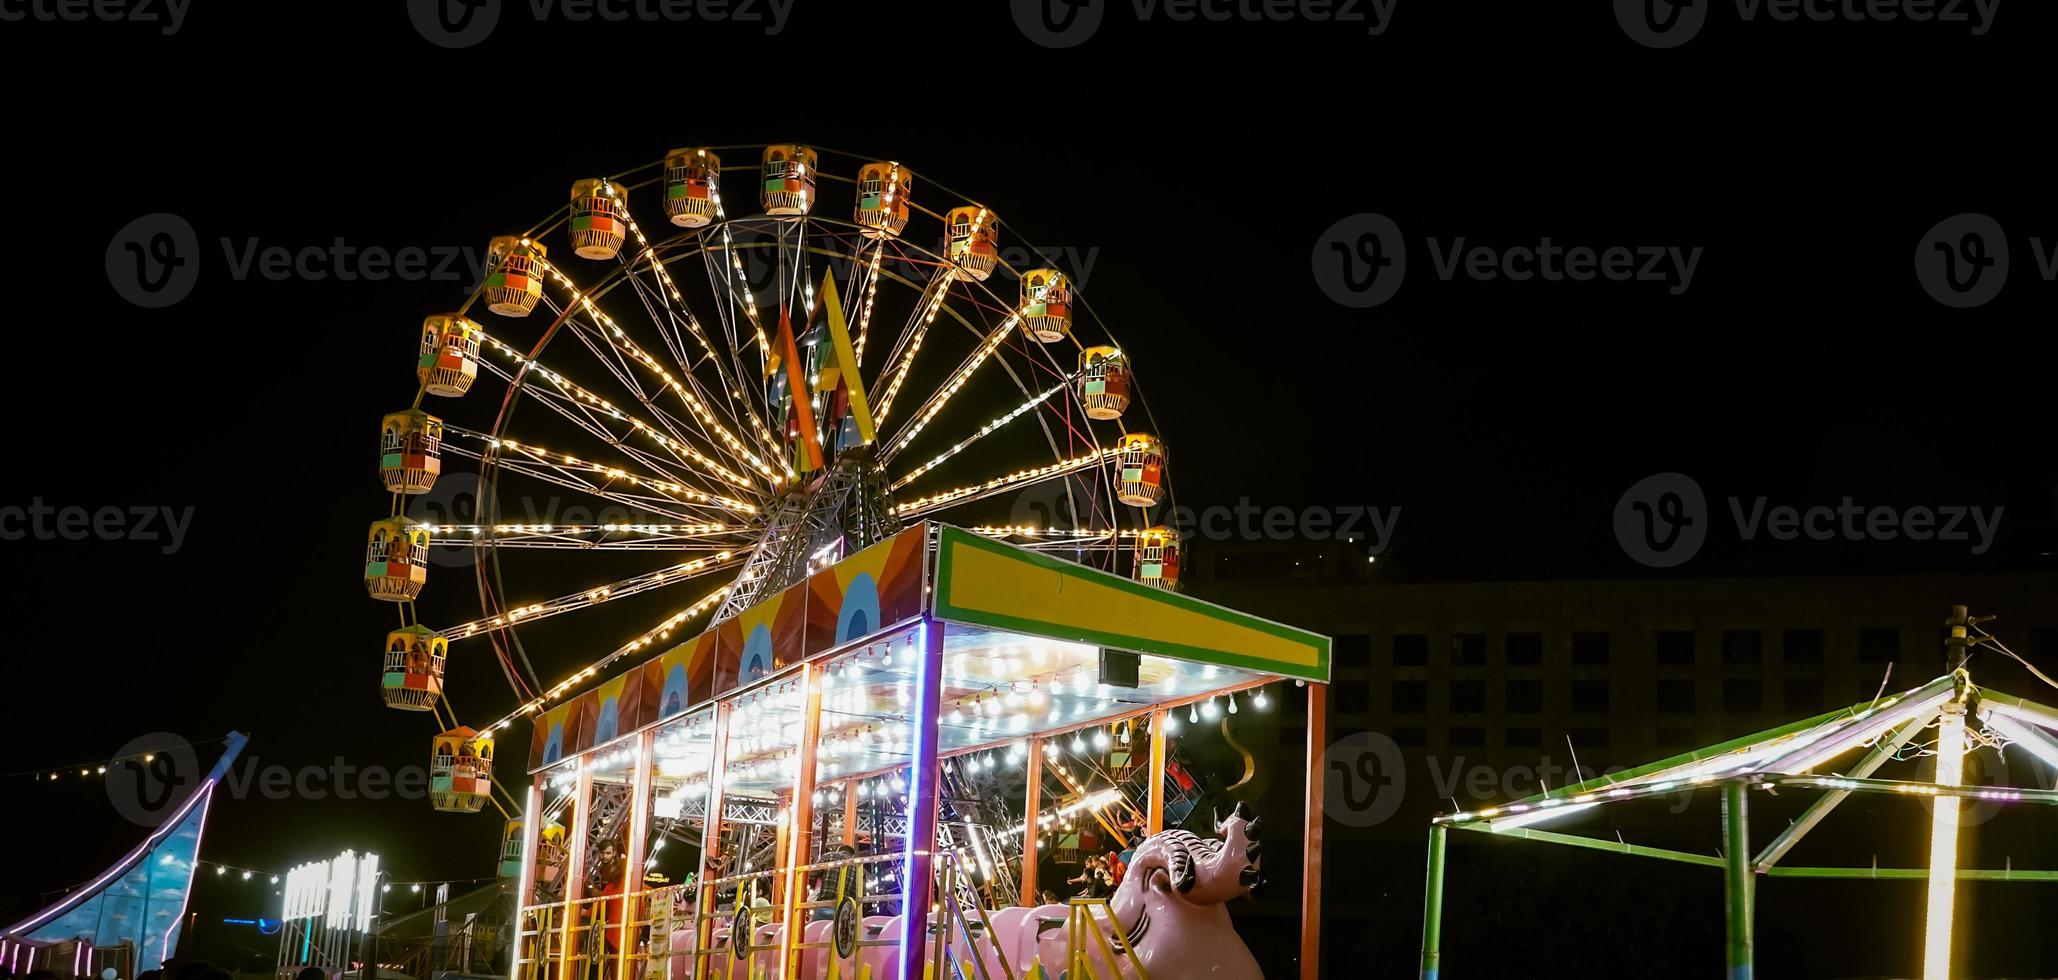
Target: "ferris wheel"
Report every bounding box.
[364,144,1180,814]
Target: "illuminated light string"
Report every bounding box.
[459,345,764,496]
[196,859,496,893]
[891,444,1120,517]
[473,584,732,737]
[435,553,740,641]
[882,314,1022,461]
[615,207,785,464]
[10,735,230,783]
[531,258,781,485]
[475,323,772,491]
[889,380,1070,490]
[852,241,887,364]
[872,275,956,426]
[469,339,757,499]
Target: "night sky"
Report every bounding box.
[3,1,2055,975]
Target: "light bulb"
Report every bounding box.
[1167,713,1182,733]
[1188,704,1199,723]
[1229,694,1239,715]
[1093,730,1110,750]
[1253,688,1270,709]
[1202,698,1221,720]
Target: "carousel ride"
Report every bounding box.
[365,145,1323,979]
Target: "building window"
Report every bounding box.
[1572,679,1610,713]
[1722,630,1763,665]
[1394,634,1429,667]
[1859,628,1900,664]
[1336,634,1372,668]
[1505,680,1543,713]
[1451,633,1487,666]
[1393,726,1427,747]
[1572,631,1610,665]
[1658,726,1696,748]
[1450,727,1486,747]
[1336,680,1369,714]
[1505,727,1542,747]
[1783,628,1825,664]
[1570,727,1611,748]
[1506,632,1544,666]
[1723,679,1763,713]
[1392,680,1428,713]
[1450,680,1486,713]
[1784,678,1824,714]
[1657,630,1696,665]
[1657,679,1696,714]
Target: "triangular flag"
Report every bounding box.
[777,305,824,472]
[816,273,877,445]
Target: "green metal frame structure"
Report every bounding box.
[1415,672,2058,979]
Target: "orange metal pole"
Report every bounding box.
[1019,738,1043,907]
[842,781,859,848]
[1300,683,1327,980]
[781,664,823,979]
[693,704,731,980]
[1147,709,1168,836]
[621,731,656,980]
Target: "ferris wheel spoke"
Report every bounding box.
[477,327,765,496]
[870,272,956,427]
[888,380,1069,491]
[848,237,888,367]
[436,552,743,643]
[888,443,1116,519]
[440,434,761,523]
[555,307,758,495]
[472,583,733,733]
[422,523,751,551]
[534,267,785,493]
[879,312,1024,463]
[607,236,779,469]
